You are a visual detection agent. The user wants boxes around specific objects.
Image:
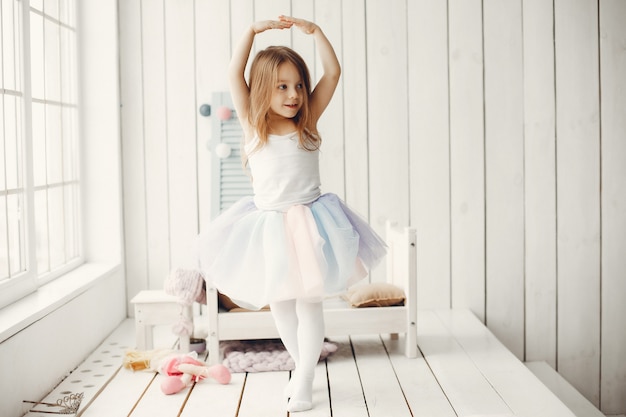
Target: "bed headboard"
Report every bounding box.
[385,221,417,296]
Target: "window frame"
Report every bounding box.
[0,0,84,309]
[0,0,124,349]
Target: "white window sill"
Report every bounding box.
[0,262,122,343]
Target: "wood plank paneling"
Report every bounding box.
[408,0,451,310]
[341,1,369,217]
[555,0,601,406]
[351,335,412,417]
[599,0,626,413]
[141,0,171,288]
[119,0,148,307]
[77,321,158,417]
[237,371,289,416]
[526,361,605,417]
[164,0,198,268]
[117,1,626,412]
[181,373,246,416]
[365,0,410,277]
[448,0,486,321]
[325,336,369,417]
[252,0,291,50]
[483,0,525,360]
[436,309,577,417]
[291,1,314,76]
[315,0,345,199]
[195,0,231,230]
[522,0,557,368]
[417,310,512,415]
[383,335,457,416]
[230,0,254,62]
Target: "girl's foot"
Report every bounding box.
[286,373,313,412]
[287,398,313,412]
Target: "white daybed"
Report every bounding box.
[205,221,417,365]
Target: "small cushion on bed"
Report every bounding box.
[218,292,270,312]
[343,283,405,308]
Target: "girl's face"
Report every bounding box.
[268,61,304,121]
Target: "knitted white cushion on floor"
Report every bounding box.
[221,339,337,373]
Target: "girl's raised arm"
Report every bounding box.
[279,16,341,122]
[228,20,292,140]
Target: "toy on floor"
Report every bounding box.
[123,349,231,395]
[159,353,231,395]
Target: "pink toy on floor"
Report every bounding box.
[159,354,231,395]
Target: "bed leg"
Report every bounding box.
[405,321,418,358]
[207,286,220,365]
[207,333,220,365]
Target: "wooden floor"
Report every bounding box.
[25,309,603,417]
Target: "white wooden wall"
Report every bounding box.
[118,0,626,413]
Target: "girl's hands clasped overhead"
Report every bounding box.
[250,19,292,34]
[250,16,318,35]
[278,15,318,35]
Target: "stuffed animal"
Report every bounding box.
[123,349,231,395]
[159,354,231,395]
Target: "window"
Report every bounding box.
[0,0,80,309]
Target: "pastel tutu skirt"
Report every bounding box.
[197,193,387,310]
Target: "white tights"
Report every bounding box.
[269,298,324,412]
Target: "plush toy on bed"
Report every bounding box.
[123,349,231,395]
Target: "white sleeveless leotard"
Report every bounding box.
[245,132,321,212]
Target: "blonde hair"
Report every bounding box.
[247,46,321,153]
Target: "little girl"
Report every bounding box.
[197,15,386,412]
